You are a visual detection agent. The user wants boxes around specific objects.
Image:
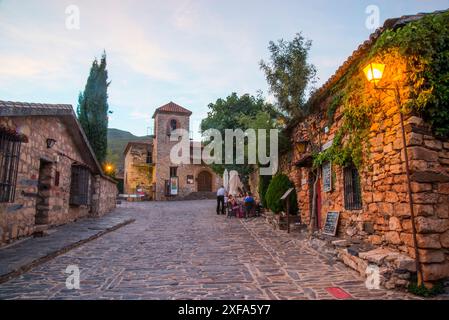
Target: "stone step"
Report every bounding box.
[178,192,216,201]
[33,224,50,237]
[336,246,415,290]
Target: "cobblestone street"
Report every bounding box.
[0,201,418,300]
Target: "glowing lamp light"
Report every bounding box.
[363,63,385,84]
[105,164,114,173]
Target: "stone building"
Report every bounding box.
[124,140,154,198]
[124,102,221,200]
[0,101,118,246]
[274,12,449,285]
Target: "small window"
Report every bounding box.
[344,164,362,210]
[0,130,22,203]
[170,119,178,131]
[167,119,179,136]
[187,175,194,184]
[146,151,153,164]
[55,171,60,187]
[170,167,178,177]
[69,165,90,206]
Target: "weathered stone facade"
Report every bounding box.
[124,141,154,198]
[279,105,449,285]
[275,15,449,284]
[0,101,117,246]
[124,102,221,201]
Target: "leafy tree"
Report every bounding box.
[265,174,298,214]
[200,92,281,184]
[238,111,290,156]
[260,33,317,119]
[77,52,110,164]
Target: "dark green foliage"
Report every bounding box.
[201,92,282,179]
[372,11,449,138]
[77,52,110,164]
[265,174,298,214]
[407,280,445,297]
[260,33,317,119]
[326,92,344,126]
[258,175,272,208]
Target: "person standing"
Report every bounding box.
[216,186,226,215]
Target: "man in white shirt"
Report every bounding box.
[216,186,226,215]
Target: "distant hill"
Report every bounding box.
[107,128,152,170]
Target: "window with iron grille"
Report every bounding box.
[0,131,22,203]
[69,165,91,206]
[344,164,362,210]
[170,167,178,177]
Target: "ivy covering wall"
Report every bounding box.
[312,11,449,169]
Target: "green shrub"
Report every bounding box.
[258,175,272,208]
[265,174,298,214]
[407,280,445,297]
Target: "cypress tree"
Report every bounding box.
[77,52,110,164]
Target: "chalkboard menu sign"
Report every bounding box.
[323,161,332,193]
[323,212,340,236]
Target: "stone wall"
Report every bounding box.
[152,112,221,200]
[153,112,190,200]
[0,116,117,246]
[285,93,449,282]
[91,176,118,217]
[124,142,154,197]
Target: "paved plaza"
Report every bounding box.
[0,201,420,300]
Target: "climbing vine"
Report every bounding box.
[312,10,449,170]
[371,11,449,138]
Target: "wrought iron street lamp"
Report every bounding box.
[104,164,114,175]
[363,62,424,286]
[363,63,385,85]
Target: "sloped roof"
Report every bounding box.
[123,140,153,155]
[310,9,448,105]
[152,101,192,118]
[0,100,109,179]
[0,100,74,115]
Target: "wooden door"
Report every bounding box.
[316,177,322,230]
[197,171,212,192]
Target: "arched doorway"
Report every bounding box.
[197,171,212,192]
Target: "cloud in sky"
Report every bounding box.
[1,0,448,139]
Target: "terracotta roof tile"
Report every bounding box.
[0,100,74,116]
[152,102,192,118]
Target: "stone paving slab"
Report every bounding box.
[0,209,134,283]
[0,201,445,300]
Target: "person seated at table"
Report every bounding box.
[243,192,255,218]
[228,195,241,218]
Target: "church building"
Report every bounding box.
[124,102,221,201]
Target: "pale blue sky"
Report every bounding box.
[0,0,448,139]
